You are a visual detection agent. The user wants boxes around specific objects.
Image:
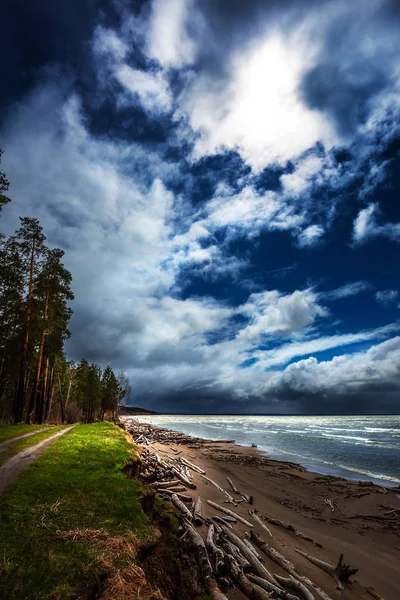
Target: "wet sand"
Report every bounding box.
[125,420,400,600]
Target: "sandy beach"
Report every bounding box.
[124,419,400,600]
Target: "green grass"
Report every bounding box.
[0,422,155,600]
[0,425,69,466]
[0,423,51,444]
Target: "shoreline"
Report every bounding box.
[124,417,400,600]
[132,415,400,488]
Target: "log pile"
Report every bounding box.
[126,421,234,447]
[127,421,364,600]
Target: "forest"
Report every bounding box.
[0,150,130,423]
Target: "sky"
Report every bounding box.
[0,0,399,414]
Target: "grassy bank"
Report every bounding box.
[0,423,51,443]
[0,425,69,466]
[0,422,156,600]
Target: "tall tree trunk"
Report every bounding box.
[14,240,35,422]
[37,356,49,424]
[30,288,49,423]
[63,370,73,419]
[57,372,65,424]
[44,365,54,423]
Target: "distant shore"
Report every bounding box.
[124,417,400,600]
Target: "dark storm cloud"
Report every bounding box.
[300,2,400,136]
[130,377,400,415]
[0,0,117,110]
[194,0,329,74]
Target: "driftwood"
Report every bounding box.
[227,477,238,493]
[267,518,322,548]
[249,510,273,537]
[275,575,315,600]
[249,531,333,600]
[158,489,192,502]
[243,537,264,562]
[219,536,251,571]
[183,520,229,600]
[222,526,277,586]
[226,476,252,503]
[165,485,187,492]
[181,457,206,474]
[221,515,237,523]
[172,466,197,489]
[226,555,271,600]
[212,516,233,529]
[295,550,358,589]
[365,587,385,600]
[193,496,203,525]
[206,500,253,527]
[201,474,237,504]
[171,493,193,520]
[248,574,300,600]
[324,498,335,512]
[205,523,225,575]
[242,493,253,504]
[153,480,181,488]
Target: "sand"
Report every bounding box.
[126,420,400,600]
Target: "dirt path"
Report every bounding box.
[0,428,47,452]
[0,426,75,497]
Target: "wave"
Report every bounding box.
[135,415,400,485]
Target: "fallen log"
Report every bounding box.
[153,480,181,488]
[218,537,251,571]
[183,520,229,600]
[248,574,300,600]
[181,457,206,474]
[193,496,203,525]
[275,575,314,600]
[222,526,277,586]
[241,493,253,504]
[157,489,192,502]
[206,523,225,575]
[212,516,233,529]
[295,550,358,589]
[267,518,322,548]
[249,510,273,537]
[201,475,237,504]
[243,537,264,562]
[227,477,238,493]
[172,467,197,489]
[249,531,333,600]
[171,493,193,520]
[226,555,271,600]
[206,500,253,527]
[165,485,187,493]
[365,586,385,600]
[324,498,335,512]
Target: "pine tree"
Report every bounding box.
[0,237,24,418]
[26,249,74,423]
[11,218,46,422]
[101,366,120,421]
[0,149,10,215]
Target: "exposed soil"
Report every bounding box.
[142,529,205,600]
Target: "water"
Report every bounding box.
[130,414,400,487]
